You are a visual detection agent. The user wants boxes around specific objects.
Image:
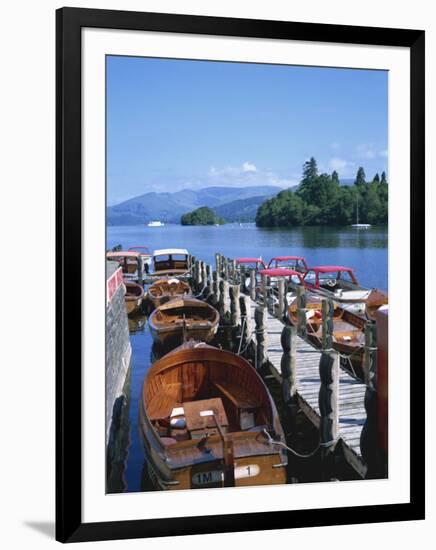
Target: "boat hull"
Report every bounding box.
[139,344,287,490]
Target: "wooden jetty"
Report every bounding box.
[175,253,387,479]
[245,300,367,477]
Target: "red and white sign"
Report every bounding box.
[106,267,123,304]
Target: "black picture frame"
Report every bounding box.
[56,7,425,543]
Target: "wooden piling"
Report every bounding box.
[296,285,307,339]
[239,294,252,354]
[360,320,380,477]
[223,257,229,281]
[219,279,230,321]
[318,350,340,474]
[254,305,268,370]
[261,273,268,308]
[239,264,246,293]
[321,298,334,350]
[249,269,256,301]
[229,285,241,328]
[215,253,221,275]
[280,325,298,423]
[277,278,286,320]
[212,270,220,307]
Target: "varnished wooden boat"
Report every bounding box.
[148,297,219,347]
[139,342,287,490]
[148,278,191,310]
[288,296,365,375]
[124,281,145,316]
[365,288,388,321]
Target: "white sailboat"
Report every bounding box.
[351,194,371,228]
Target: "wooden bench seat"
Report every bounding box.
[147,382,182,421]
[213,381,259,410]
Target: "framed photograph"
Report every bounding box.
[56,7,425,543]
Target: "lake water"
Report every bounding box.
[107,223,388,290]
[107,223,388,492]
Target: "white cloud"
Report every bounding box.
[328,157,355,173]
[330,142,340,150]
[242,161,257,173]
[356,144,388,160]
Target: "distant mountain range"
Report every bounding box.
[107,185,283,225]
[107,179,356,225]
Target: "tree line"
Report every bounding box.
[181,206,225,226]
[255,157,388,227]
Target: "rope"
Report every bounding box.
[262,429,338,459]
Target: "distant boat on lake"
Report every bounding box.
[147,220,165,227]
[351,195,371,229]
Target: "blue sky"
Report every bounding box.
[107,56,388,205]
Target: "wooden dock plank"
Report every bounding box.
[246,296,367,476]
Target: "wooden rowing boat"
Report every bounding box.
[124,281,145,316]
[148,278,191,310]
[288,296,365,375]
[148,297,219,348]
[139,342,287,490]
[365,288,388,321]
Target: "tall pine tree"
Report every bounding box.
[331,170,339,184]
[373,173,380,183]
[354,166,366,185]
[380,171,387,184]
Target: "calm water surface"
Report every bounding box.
[108,223,388,289]
[107,224,388,492]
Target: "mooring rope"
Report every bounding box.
[262,429,338,459]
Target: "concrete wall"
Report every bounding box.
[106,261,132,448]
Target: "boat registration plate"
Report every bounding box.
[192,465,260,486]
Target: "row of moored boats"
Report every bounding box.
[106,247,387,489]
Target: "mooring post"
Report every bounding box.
[215,253,221,275]
[254,305,268,370]
[194,260,201,292]
[296,285,307,340]
[261,273,268,308]
[191,255,196,278]
[322,298,334,350]
[277,278,286,320]
[318,350,340,477]
[224,258,230,281]
[219,279,231,322]
[137,256,143,286]
[250,269,256,301]
[280,325,298,425]
[212,270,220,307]
[239,294,252,355]
[205,263,211,284]
[200,261,206,289]
[230,259,237,285]
[229,285,241,327]
[360,320,380,478]
[239,264,246,293]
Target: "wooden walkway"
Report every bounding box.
[246,298,368,478]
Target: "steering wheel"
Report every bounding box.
[325,278,337,288]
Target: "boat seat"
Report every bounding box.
[212,381,259,410]
[147,383,183,421]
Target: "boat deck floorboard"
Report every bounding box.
[246,297,368,478]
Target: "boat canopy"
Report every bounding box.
[269,255,305,262]
[307,266,355,274]
[259,268,302,278]
[153,248,189,257]
[129,246,151,254]
[106,250,141,258]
